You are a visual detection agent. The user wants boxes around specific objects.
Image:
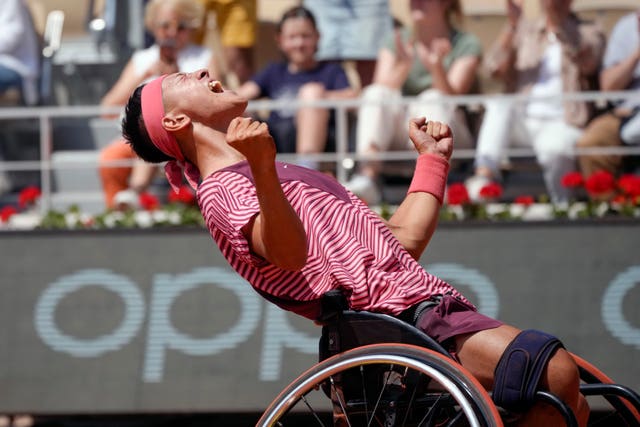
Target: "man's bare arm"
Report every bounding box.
[226,117,308,270]
[385,119,452,260]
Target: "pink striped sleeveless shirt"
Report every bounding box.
[197,161,468,320]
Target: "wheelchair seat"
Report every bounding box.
[319,310,450,363]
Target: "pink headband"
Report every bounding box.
[141,75,200,193]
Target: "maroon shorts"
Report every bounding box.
[415,295,503,348]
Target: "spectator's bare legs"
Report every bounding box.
[355,59,376,88]
[130,162,159,193]
[296,83,329,163]
[98,140,136,209]
[455,325,589,427]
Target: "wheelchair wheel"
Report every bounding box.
[257,343,502,427]
[570,353,640,426]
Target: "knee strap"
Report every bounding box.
[492,329,564,412]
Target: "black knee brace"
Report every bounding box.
[492,329,564,412]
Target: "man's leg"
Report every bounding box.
[346,84,405,204]
[577,112,623,177]
[466,99,522,201]
[473,99,518,179]
[528,117,582,204]
[454,325,589,426]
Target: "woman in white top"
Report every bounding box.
[0,0,40,106]
[99,0,217,209]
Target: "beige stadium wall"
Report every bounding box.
[25,0,639,37]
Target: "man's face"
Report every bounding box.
[161,69,248,130]
[409,0,449,21]
[151,5,193,55]
[540,0,572,18]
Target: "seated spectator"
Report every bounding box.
[236,6,357,170]
[346,0,481,205]
[193,0,257,88]
[465,0,605,204]
[0,0,40,107]
[98,0,217,209]
[0,0,40,195]
[303,0,393,88]
[577,9,640,182]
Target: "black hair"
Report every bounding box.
[276,6,317,33]
[121,84,172,163]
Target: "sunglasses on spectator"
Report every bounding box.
[156,21,192,32]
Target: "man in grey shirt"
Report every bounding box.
[577,10,640,178]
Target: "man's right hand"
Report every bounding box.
[226,117,276,167]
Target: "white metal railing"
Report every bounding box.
[1,90,640,214]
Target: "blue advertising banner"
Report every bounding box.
[0,221,638,414]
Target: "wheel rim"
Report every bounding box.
[258,344,502,427]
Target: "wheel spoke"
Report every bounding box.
[300,394,329,427]
[367,364,395,427]
[359,365,370,422]
[417,393,442,427]
[330,375,353,427]
[400,371,422,427]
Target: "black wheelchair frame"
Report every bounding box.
[257,310,640,426]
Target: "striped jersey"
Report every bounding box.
[197,160,467,320]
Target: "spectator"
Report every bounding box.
[193,0,256,87]
[577,9,640,180]
[303,0,393,88]
[98,0,216,209]
[235,6,357,170]
[465,0,605,204]
[0,0,40,107]
[346,0,481,205]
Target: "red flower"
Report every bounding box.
[561,172,584,188]
[447,183,470,205]
[138,192,160,211]
[514,195,534,206]
[617,174,640,197]
[0,205,17,222]
[584,170,616,197]
[479,182,503,199]
[18,186,41,208]
[168,185,196,205]
[611,194,627,205]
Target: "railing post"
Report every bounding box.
[39,112,53,214]
[334,104,350,183]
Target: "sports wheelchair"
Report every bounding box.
[257,309,640,426]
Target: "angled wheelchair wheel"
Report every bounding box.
[570,353,640,426]
[257,343,503,427]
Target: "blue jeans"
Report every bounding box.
[0,64,23,97]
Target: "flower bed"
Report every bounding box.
[439,170,640,221]
[1,171,639,230]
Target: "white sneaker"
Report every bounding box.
[464,175,491,202]
[113,189,140,209]
[345,174,381,205]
